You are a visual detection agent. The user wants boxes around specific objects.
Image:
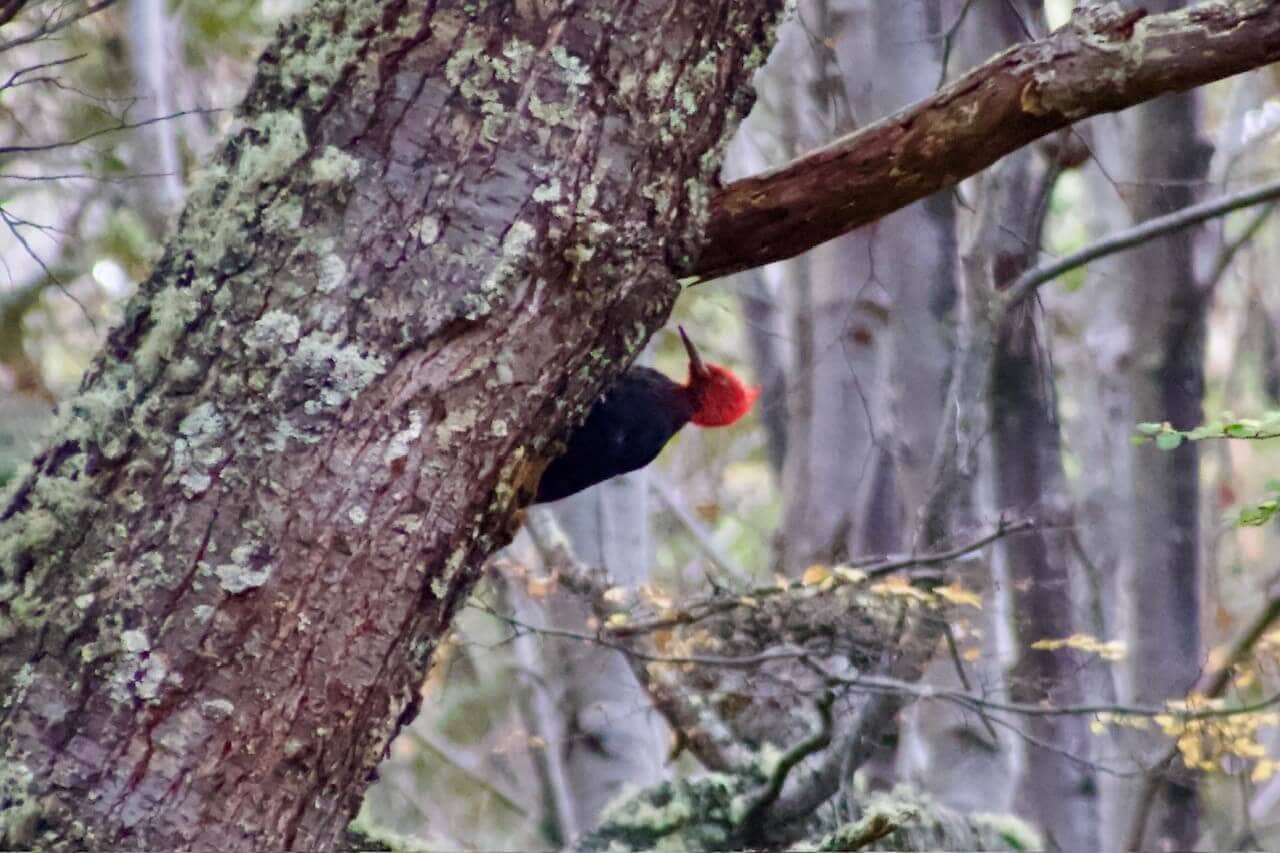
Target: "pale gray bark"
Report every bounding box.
[1116,88,1210,853]
[538,473,667,834]
[1066,3,1212,846]
[126,0,184,230]
[768,1,891,573]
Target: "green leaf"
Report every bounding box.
[1265,480,1280,494]
[1239,501,1279,527]
[1155,432,1185,451]
[1136,422,1164,436]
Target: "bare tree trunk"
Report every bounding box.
[984,150,1101,851]
[0,3,784,849]
[771,0,890,573]
[1076,3,1212,845]
[126,0,185,230]
[1117,85,1211,852]
[538,473,667,834]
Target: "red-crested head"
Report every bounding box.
[679,326,761,427]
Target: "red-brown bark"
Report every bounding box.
[692,0,1280,280]
[0,2,784,849]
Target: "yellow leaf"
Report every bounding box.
[1029,634,1126,661]
[802,564,831,586]
[606,613,628,628]
[962,647,980,662]
[1097,641,1128,661]
[640,585,673,610]
[833,566,868,584]
[870,574,933,603]
[1238,740,1267,759]
[526,575,555,599]
[1089,719,1107,735]
[935,583,982,609]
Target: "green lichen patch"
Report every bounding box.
[383,412,424,465]
[202,697,235,721]
[288,332,387,413]
[248,310,303,350]
[119,629,149,653]
[213,543,272,594]
[579,774,745,853]
[170,402,228,498]
[316,253,348,294]
[462,220,538,321]
[310,145,363,184]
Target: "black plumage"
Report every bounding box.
[534,367,694,503]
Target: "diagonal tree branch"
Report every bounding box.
[689,0,1280,281]
[1003,175,1280,307]
[0,0,117,54]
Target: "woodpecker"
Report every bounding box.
[534,327,759,503]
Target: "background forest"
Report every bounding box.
[3,0,1280,850]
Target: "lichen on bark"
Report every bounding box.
[0,1,788,849]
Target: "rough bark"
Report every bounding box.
[693,0,1280,280]
[0,2,785,849]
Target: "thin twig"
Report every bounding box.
[1125,589,1280,849]
[1004,176,1280,308]
[0,0,118,54]
[484,607,809,670]
[1203,201,1275,298]
[650,474,752,585]
[826,670,1280,723]
[606,517,1035,639]
[0,107,216,156]
[413,729,530,817]
[737,693,834,837]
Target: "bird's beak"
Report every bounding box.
[678,325,709,379]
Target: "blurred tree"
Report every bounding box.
[3,0,1280,850]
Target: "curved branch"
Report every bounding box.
[690,0,1280,280]
[736,693,834,839]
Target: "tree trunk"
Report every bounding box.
[0,2,784,849]
[1075,3,1212,844]
[771,0,891,573]
[536,472,667,835]
[985,150,1102,852]
[1117,86,1211,853]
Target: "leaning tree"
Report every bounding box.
[2,1,1279,849]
